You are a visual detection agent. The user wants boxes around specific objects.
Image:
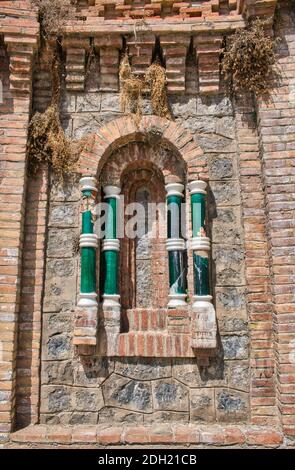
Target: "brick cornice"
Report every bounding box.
[64,16,246,36]
[7,424,284,448]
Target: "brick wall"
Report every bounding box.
[256,3,295,439]
[1,0,295,449]
[0,1,38,442]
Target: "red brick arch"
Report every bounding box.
[79,115,206,181]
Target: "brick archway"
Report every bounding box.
[79,115,206,180]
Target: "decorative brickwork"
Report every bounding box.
[1,0,295,450]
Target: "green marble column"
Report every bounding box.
[188,180,217,349]
[165,183,187,308]
[78,177,98,308]
[188,180,211,303]
[102,185,121,308]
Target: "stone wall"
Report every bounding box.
[35,70,250,424]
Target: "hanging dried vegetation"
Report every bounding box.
[145,59,171,119]
[222,18,279,95]
[31,0,77,37]
[119,53,172,123]
[27,105,79,180]
[119,53,144,124]
[27,49,87,179]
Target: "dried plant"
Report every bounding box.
[27,105,78,179]
[222,18,279,95]
[145,59,171,119]
[119,53,144,124]
[31,0,77,37]
[27,48,89,179]
[119,54,172,122]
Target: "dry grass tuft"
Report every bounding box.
[31,0,77,37]
[27,48,89,179]
[119,54,172,122]
[222,18,279,95]
[119,53,144,124]
[27,105,78,180]
[145,59,171,119]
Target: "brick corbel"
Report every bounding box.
[159,34,191,94]
[239,0,278,18]
[194,33,223,95]
[4,34,37,95]
[126,33,155,79]
[94,35,123,92]
[63,38,91,92]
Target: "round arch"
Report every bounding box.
[78,115,205,181]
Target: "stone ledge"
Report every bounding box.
[6,424,283,448]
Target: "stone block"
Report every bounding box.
[49,203,79,228]
[41,386,72,413]
[50,176,80,202]
[228,361,250,392]
[43,277,76,313]
[152,379,189,412]
[73,357,114,387]
[170,96,197,117]
[47,229,79,258]
[216,389,249,423]
[102,374,152,412]
[210,180,241,206]
[207,153,237,180]
[144,411,189,424]
[211,207,243,245]
[221,335,249,360]
[213,246,245,286]
[42,320,72,361]
[47,259,76,279]
[76,93,102,112]
[115,358,172,381]
[99,407,144,424]
[74,387,104,412]
[41,361,73,386]
[190,388,215,422]
[172,355,228,388]
[196,95,233,117]
[197,134,237,153]
[100,93,121,112]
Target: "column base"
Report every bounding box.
[191,295,217,349]
[168,293,187,308]
[102,294,120,308]
[192,295,212,309]
[77,292,98,308]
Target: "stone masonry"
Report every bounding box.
[0,0,295,448]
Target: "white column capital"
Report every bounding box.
[165,182,185,198]
[80,234,99,248]
[166,238,186,251]
[102,239,120,252]
[190,237,210,251]
[103,185,121,199]
[188,180,207,195]
[80,176,98,193]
